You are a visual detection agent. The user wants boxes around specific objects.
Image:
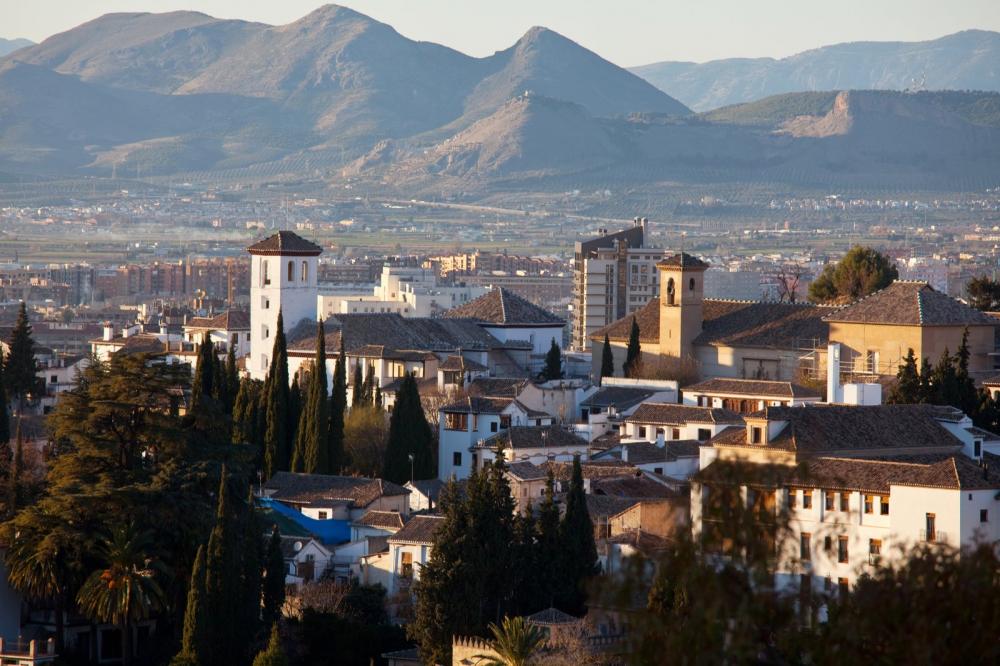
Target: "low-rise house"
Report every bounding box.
[181,309,251,358]
[682,377,822,413]
[262,472,410,523]
[592,439,702,478]
[505,462,549,514]
[361,515,445,599]
[622,403,742,445]
[474,426,590,471]
[404,479,444,512]
[281,536,333,587]
[575,378,677,442]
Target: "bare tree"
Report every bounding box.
[769,262,806,303]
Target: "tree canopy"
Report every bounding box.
[808,245,898,303]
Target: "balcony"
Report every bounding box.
[919,530,947,543]
[868,553,882,566]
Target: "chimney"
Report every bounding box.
[826,343,842,403]
[621,445,629,462]
[160,323,168,336]
[102,322,114,341]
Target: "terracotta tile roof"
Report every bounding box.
[438,355,487,372]
[525,607,580,625]
[540,460,636,481]
[405,478,444,500]
[353,510,406,530]
[286,313,501,355]
[441,396,513,414]
[628,403,742,425]
[388,515,445,545]
[264,472,409,509]
[683,378,821,399]
[582,386,660,411]
[506,461,548,481]
[605,529,673,553]
[699,453,1000,492]
[279,535,324,559]
[586,495,641,518]
[478,426,589,451]
[466,377,529,398]
[590,298,833,349]
[823,281,998,326]
[597,440,702,465]
[713,404,963,455]
[247,230,323,256]
[114,334,166,356]
[657,252,709,269]
[184,309,251,331]
[443,288,565,326]
[591,475,677,499]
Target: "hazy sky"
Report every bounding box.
[3,0,1000,66]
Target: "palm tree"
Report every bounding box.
[75,524,167,666]
[474,616,547,666]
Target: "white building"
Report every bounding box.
[690,404,1000,593]
[318,265,487,318]
[359,515,444,599]
[248,231,323,380]
[682,378,822,413]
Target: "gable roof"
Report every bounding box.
[478,426,589,451]
[683,378,821,399]
[714,404,963,455]
[184,309,251,331]
[657,252,709,269]
[581,386,659,411]
[439,355,488,372]
[596,440,702,465]
[443,288,565,326]
[247,230,323,256]
[506,461,548,481]
[466,377,530,398]
[591,475,677,499]
[389,515,444,545]
[441,396,513,414]
[823,281,998,326]
[590,298,833,349]
[353,510,406,530]
[286,313,502,355]
[628,403,742,426]
[264,472,409,509]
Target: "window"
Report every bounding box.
[865,350,878,374]
[788,489,796,509]
[800,532,811,561]
[840,492,849,512]
[261,259,270,286]
[654,467,663,474]
[261,354,268,370]
[825,491,835,511]
[401,552,413,578]
[671,428,681,440]
[301,261,308,282]
[864,494,874,514]
[50,375,58,384]
[638,426,647,438]
[318,511,328,520]
[490,421,498,433]
[975,440,982,457]
[802,489,812,509]
[838,536,849,563]
[824,536,832,552]
[697,428,711,441]
[837,578,849,601]
[751,427,763,444]
[879,495,889,515]
[799,574,812,604]
[925,513,936,542]
[444,412,468,431]
[666,278,675,305]
[262,325,269,340]
[287,261,294,281]
[453,452,462,466]
[981,509,989,523]
[869,539,882,564]
[500,415,512,429]
[689,277,696,291]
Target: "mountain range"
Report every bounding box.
[1,6,998,193]
[632,30,1000,111]
[0,38,33,58]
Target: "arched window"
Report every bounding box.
[689,277,696,291]
[287,261,294,281]
[261,260,269,286]
[666,278,675,305]
[301,261,308,282]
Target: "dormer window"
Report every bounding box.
[751,426,763,444]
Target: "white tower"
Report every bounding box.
[248,231,322,380]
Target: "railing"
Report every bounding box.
[919,530,947,543]
[868,553,882,566]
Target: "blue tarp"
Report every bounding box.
[257,496,351,545]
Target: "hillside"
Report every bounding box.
[633,30,1000,111]
[0,38,33,58]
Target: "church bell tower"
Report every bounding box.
[657,253,708,359]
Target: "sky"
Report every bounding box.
[3,0,1000,66]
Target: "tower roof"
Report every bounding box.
[657,253,708,270]
[443,288,564,326]
[247,231,323,256]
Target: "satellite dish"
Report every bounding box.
[294,541,303,552]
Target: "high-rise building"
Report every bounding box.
[571,218,666,351]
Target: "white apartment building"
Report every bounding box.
[572,219,667,351]
[690,404,1000,593]
[318,265,487,318]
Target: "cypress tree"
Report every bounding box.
[262,526,285,627]
[5,302,41,407]
[288,373,304,471]
[931,348,960,407]
[600,333,615,382]
[6,418,23,516]
[541,338,562,381]
[956,328,980,416]
[238,488,263,653]
[190,337,216,413]
[351,363,363,407]
[252,624,288,666]
[623,317,641,378]
[887,348,921,404]
[232,377,258,445]
[918,357,934,403]
[362,363,376,404]
[559,455,598,614]
[224,338,239,415]
[383,374,434,484]
[204,470,240,665]
[535,471,562,610]
[173,545,207,666]
[264,311,289,478]
[328,338,347,472]
[374,383,383,409]
[303,321,330,473]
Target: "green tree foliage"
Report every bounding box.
[252,624,288,666]
[223,339,239,415]
[558,456,598,615]
[886,348,922,404]
[301,321,330,473]
[262,526,285,628]
[76,524,167,666]
[4,302,42,406]
[624,317,641,378]
[362,363,376,405]
[190,337,217,415]
[0,355,9,445]
[344,404,389,477]
[174,545,207,666]
[808,245,899,303]
[233,378,264,447]
[287,373,303,468]
[351,363,363,407]
[328,338,347,472]
[965,275,1000,311]
[264,311,290,479]
[382,374,434,484]
[473,616,547,666]
[600,334,615,382]
[203,470,244,665]
[541,338,563,381]
[534,472,562,610]
[290,370,309,473]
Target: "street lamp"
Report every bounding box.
[408,453,415,484]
